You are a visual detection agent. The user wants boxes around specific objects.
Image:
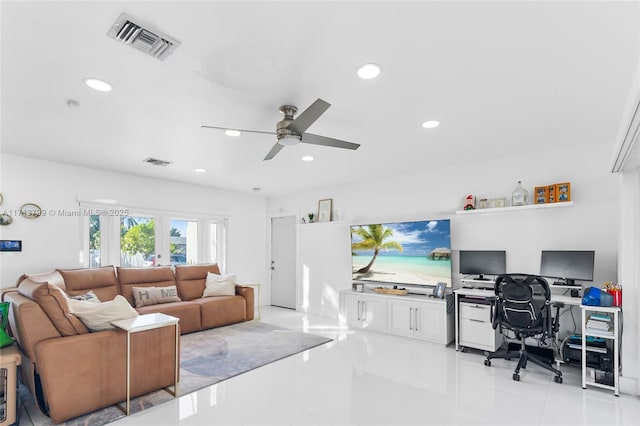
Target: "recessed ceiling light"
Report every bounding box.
[225,129,241,137]
[357,63,382,80]
[422,120,440,129]
[83,78,112,92]
[194,168,207,173]
[302,156,314,162]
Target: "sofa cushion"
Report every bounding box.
[135,301,201,334]
[117,267,176,306]
[174,264,221,301]
[193,296,247,329]
[16,270,66,290]
[67,295,138,331]
[203,273,236,297]
[17,278,89,336]
[132,286,181,307]
[57,266,119,301]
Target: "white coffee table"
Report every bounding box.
[111,313,180,415]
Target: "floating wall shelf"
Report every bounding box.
[455,201,574,215]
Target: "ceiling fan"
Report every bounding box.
[202,98,361,160]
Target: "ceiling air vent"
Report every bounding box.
[107,14,180,61]
[143,157,173,167]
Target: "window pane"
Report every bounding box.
[89,215,101,268]
[170,219,197,265]
[120,216,155,267]
[209,222,218,264]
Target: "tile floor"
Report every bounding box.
[45,307,640,425]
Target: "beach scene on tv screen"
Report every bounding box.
[351,219,452,287]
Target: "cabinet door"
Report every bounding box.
[414,302,445,343]
[387,299,413,337]
[361,295,387,332]
[342,294,363,327]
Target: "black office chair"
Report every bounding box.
[484,274,563,383]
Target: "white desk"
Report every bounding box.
[454,286,582,352]
[111,313,180,415]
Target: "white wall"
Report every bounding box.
[0,154,268,306]
[268,141,619,317]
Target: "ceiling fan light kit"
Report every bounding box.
[202,98,360,161]
[279,134,301,146]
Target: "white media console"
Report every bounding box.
[340,289,454,345]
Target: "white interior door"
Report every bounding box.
[271,215,297,309]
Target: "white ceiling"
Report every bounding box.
[2,1,639,197]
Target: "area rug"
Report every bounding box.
[21,321,332,426]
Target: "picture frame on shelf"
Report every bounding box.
[317,199,333,222]
[534,186,549,204]
[555,182,571,202]
[489,198,506,208]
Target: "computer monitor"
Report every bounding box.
[459,250,506,280]
[540,250,595,286]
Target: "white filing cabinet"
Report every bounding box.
[458,301,503,352]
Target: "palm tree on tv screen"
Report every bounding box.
[352,224,403,273]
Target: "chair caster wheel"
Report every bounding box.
[512,373,520,381]
[554,376,563,384]
[484,360,491,367]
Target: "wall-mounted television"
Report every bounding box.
[459,250,506,280]
[540,250,595,286]
[351,219,452,287]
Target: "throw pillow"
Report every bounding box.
[203,272,236,297]
[69,290,100,303]
[132,286,181,308]
[17,270,65,289]
[17,278,89,336]
[67,295,138,332]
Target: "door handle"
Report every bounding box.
[415,307,418,332]
[270,260,275,270]
[357,301,361,320]
[409,307,413,330]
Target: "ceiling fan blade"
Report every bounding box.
[286,98,331,135]
[263,142,285,161]
[301,133,360,150]
[201,125,275,136]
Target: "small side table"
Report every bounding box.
[0,345,22,426]
[241,283,261,320]
[111,313,179,415]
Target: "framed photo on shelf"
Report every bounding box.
[555,182,571,202]
[317,199,333,222]
[489,198,506,208]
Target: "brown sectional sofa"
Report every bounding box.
[2,264,254,423]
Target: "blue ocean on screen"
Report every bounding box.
[352,255,452,285]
